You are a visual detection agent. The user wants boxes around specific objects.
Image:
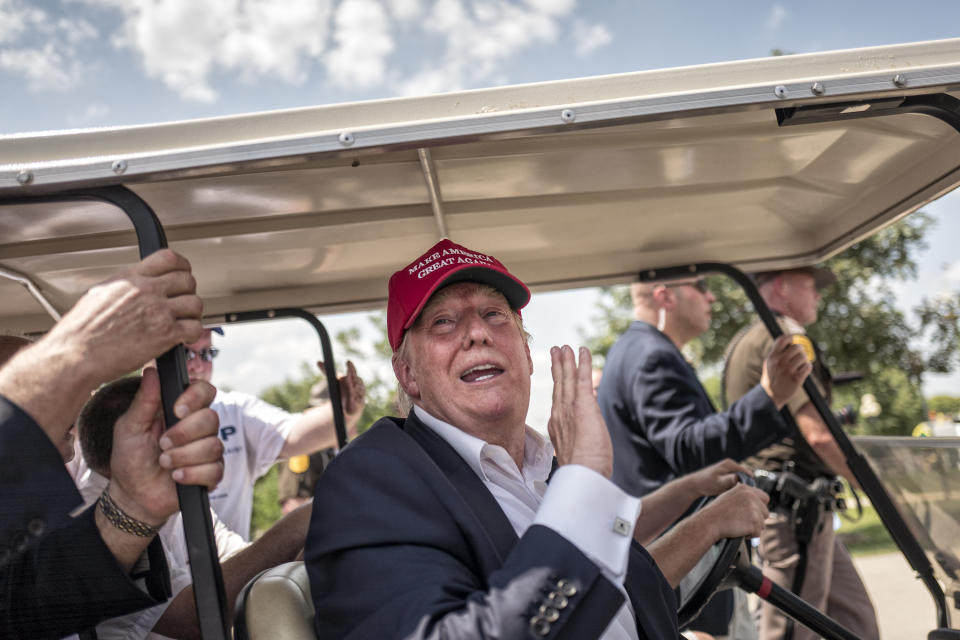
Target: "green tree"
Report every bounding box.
[927,395,960,415]
[582,212,959,436]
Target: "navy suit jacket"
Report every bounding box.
[600,322,789,498]
[0,396,170,639]
[305,412,679,639]
[599,322,789,636]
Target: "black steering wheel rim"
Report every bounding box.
[675,473,755,627]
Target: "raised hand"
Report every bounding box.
[108,368,223,528]
[761,335,813,409]
[52,249,204,387]
[548,345,613,479]
[317,360,367,440]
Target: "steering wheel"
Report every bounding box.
[675,473,755,627]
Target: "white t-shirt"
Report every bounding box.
[208,390,297,539]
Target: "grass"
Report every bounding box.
[837,504,897,556]
[250,463,282,540]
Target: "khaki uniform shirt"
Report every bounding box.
[723,317,833,479]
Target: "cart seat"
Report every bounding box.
[234,561,315,640]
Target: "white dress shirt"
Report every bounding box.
[414,406,643,640]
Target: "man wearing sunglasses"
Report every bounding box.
[183,328,366,540]
[598,277,812,639]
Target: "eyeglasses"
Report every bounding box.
[662,278,710,295]
[185,347,219,363]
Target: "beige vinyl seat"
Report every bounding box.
[234,561,316,640]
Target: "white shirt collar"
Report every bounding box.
[412,405,554,483]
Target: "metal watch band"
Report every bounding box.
[97,485,161,538]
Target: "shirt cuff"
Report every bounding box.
[533,465,642,581]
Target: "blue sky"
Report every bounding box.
[3,0,959,425]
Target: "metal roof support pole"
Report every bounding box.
[223,308,348,449]
[417,148,449,239]
[0,186,232,639]
[640,262,953,633]
[0,266,61,321]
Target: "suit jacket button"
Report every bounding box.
[530,616,550,637]
[546,592,568,609]
[13,533,29,552]
[27,518,45,537]
[538,605,560,622]
[556,579,578,597]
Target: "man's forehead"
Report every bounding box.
[783,271,816,286]
[187,329,214,347]
[421,282,510,312]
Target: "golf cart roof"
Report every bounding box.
[3,38,960,334]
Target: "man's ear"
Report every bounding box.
[653,286,675,311]
[392,353,421,399]
[525,340,533,375]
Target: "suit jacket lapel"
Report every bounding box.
[402,413,519,564]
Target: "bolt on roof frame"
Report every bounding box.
[0,185,231,640]
[641,262,956,636]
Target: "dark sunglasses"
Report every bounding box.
[662,278,710,295]
[185,347,219,363]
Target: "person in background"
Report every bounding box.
[598,277,811,639]
[723,267,878,640]
[184,328,365,538]
[75,375,311,640]
[0,250,223,638]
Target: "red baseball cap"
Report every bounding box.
[387,239,531,351]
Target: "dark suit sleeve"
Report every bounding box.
[633,349,788,474]
[0,396,171,639]
[306,443,632,640]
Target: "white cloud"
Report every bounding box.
[79,0,333,102]
[944,261,960,287]
[523,0,576,17]
[325,0,394,88]
[66,101,111,126]
[0,0,44,44]
[397,0,577,97]
[387,0,422,21]
[572,19,611,57]
[0,43,84,91]
[48,0,588,101]
[57,17,98,44]
[766,4,787,31]
[0,1,97,91]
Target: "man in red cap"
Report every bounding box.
[306,239,771,640]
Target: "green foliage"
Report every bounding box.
[582,212,958,436]
[700,374,722,409]
[837,504,896,556]
[250,464,280,540]
[927,395,960,415]
[916,294,960,374]
[260,362,322,413]
[581,285,633,362]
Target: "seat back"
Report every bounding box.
[234,561,316,640]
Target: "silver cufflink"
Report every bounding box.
[613,516,631,536]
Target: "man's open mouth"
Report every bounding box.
[460,364,504,383]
